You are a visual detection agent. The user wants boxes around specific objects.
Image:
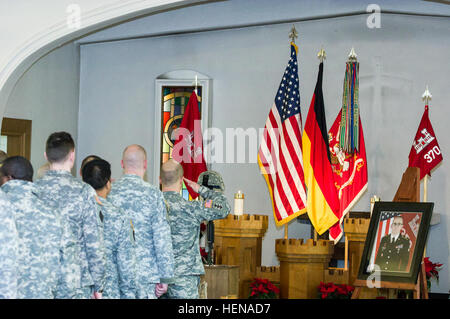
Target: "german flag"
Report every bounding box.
[302,62,341,239]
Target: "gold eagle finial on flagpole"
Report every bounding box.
[422,85,432,105]
[317,47,326,63]
[289,25,298,43]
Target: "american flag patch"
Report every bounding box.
[204,200,213,208]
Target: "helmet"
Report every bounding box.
[197,170,225,194]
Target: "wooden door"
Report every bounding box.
[1,117,32,160]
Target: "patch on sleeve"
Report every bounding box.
[204,199,213,208]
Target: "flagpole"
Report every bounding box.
[422,85,432,204]
[312,47,326,243]
[421,85,432,257]
[283,25,299,240]
[423,175,428,202]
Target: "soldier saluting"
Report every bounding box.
[160,160,231,299]
[375,215,410,272]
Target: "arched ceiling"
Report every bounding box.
[0,0,205,126]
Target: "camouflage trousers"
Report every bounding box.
[78,286,94,299]
[136,283,157,299]
[163,276,200,299]
[55,286,92,299]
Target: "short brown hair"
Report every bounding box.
[160,159,184,186]
[45,132,75,163]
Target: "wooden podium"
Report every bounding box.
[276,239,334,299]
[214,214,269,298]
[344,217,378,298]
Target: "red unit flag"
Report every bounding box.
[328,110,368,241]
[172,91,207,198]
[408,105,443,180]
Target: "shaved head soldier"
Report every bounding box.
[108,144,175,299]
[160,160,230,299]
[35,132,105,299]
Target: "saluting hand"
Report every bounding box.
[183,178,200,193]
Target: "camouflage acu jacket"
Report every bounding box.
[108,174,175,292]
[163,186,231,276]
[95,196,136,299]
[35,170,105,296]
[0,189,18,299]
[2,180,61,298]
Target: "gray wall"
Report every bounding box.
[77,10,450,292]
[4,42,80,177]
[3,0,448,294]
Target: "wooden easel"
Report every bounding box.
[352,167,429,299]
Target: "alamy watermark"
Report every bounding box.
[171,120,280,169]
[66,4,81,30]
[366,4,381,29]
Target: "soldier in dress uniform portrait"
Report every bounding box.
[375,215,411,272]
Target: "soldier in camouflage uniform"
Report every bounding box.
[108,144,175,299]
[35,132,105,298]
[79,155,101,178]
[160,160,230,299]
[0,188,18,299]
[82,159,136,298]
[1,156,61,298]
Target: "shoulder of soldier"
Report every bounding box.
[380,235,390,243]
[399,235,410,242]
[141,181,164,201]
[101,198,124,216]
[0,189,13,210]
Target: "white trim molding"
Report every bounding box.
[154,71,212,185]
[0,0,202,127]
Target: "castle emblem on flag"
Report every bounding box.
[413,128,435,154]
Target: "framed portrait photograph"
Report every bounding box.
[357,201,433,284]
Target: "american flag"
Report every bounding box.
[258,43,307,226]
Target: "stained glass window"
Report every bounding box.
[160,86,202,200]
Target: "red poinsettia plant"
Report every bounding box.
[248,278,279,299]
[424,257,443,289]
[318,282,354,299]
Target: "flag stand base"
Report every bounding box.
[275,238,334,299]
[214,214,269,298]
